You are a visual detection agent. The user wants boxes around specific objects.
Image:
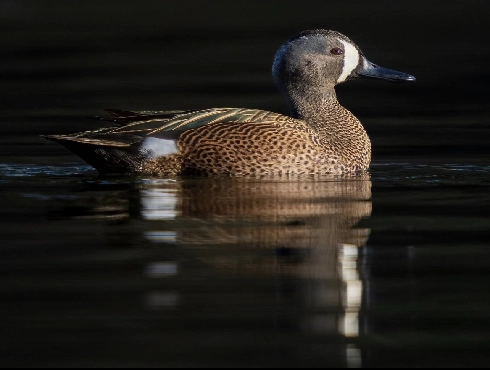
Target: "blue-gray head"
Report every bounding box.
[272,30,415,113]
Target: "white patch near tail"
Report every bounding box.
[140,137,178,159]
[337,40,360,83]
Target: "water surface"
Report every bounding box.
[1,161,490,367]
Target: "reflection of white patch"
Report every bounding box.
[140,187,179,220]
[140,137,178,159]
[337,40,360,83]
[144,261,178,277]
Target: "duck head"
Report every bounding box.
[272,29,415,117]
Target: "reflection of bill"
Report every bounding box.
[140,176,371,355]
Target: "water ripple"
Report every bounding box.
[0,163,95,179]
[370,162,490,186]
[1,162,489,187]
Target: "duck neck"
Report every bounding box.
[288,86,340,122]
[287,86,371,165]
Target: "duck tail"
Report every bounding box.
[41,134,144,173]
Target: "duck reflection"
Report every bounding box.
[139,177,370,349]
[139,177,371,268]
[58,174,371,367]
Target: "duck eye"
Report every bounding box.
[330,47,344,56]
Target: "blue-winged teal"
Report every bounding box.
[43,30,415,176]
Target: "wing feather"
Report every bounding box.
[43,108,291,148]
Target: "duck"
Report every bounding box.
[43,29,415,176]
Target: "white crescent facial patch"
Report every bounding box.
[337,40,360,83]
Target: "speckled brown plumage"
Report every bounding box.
[42,29,414,176]
[141,106,369,176]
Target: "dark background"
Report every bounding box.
[1,0,489,162]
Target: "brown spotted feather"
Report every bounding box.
[141,106,368,176]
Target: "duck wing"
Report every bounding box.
[44,108,286,146]
[41,108,290,173]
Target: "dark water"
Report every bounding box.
[2,1,490,367]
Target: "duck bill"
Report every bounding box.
[356,56,416,83]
